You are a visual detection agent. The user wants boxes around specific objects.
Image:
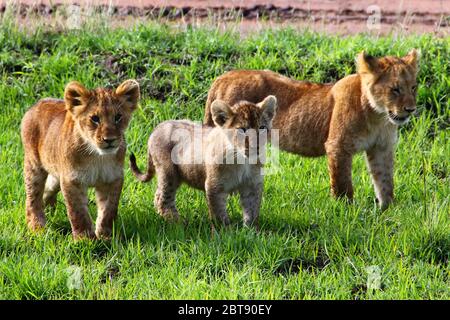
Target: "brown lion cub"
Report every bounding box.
[129,96,277,227]
[204,50,419,210]
[21,80,140,239]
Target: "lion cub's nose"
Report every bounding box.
[404,106,416,113]
[102,137,117,144]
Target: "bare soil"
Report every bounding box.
[3,0,450,35]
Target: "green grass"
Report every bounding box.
[0,20,449,299]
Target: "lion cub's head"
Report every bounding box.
[64,80,140,155]
[210,95,277,154]
[357,49,419,125]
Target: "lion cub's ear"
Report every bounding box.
[64,81,90,114]
[211,100,233,127]
[402,48,420,69]
[116,79,140,111]
[356,51,380,75]
[258,95,277,120]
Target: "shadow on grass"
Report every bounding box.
[412,233,449,265]
[114,202,319,245]
[273,253,330,276]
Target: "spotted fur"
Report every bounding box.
[130,96,277,227]
[204,50,419,210]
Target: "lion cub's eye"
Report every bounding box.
[391,87,401,96]
[91,115,100,124]
[115,114,122,124]
[238,127,247,134]
[259,125,267,131]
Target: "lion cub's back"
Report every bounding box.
[149,119,198,146]
[149,119,211,159]
[21,98,66,158]
[204,70,303,125]
[210,69,301,102]
[149,119,209,189]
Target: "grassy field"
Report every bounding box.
[0,18,449,299]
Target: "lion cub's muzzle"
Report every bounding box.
[388,106,416,126]
[97,136,120,154]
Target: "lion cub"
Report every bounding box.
[130,96,277,227]
[204,50,419,210]
[21,80,139,239]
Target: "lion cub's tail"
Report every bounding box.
[129,153,155,182]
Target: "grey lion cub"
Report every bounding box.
[129,95,277,227]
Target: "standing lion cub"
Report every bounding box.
[204,50,419,210]
[130,96,277,227]
[21,80,139,239]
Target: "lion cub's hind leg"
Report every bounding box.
[43,174,60,209]
[24,160,48,231]
[154,168,181,222]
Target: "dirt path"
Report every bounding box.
[3,0,449,35]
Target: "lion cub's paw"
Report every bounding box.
[160,210,182,224]
[26,215,46,232]
[72,229,96,241]
[95,228,112,240]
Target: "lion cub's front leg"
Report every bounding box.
[60,179,95,240]
[205,181,231,226]
[325,141,354,200]
[366,144,394,210]
[95,178,124,239]
[239,182,263,228]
